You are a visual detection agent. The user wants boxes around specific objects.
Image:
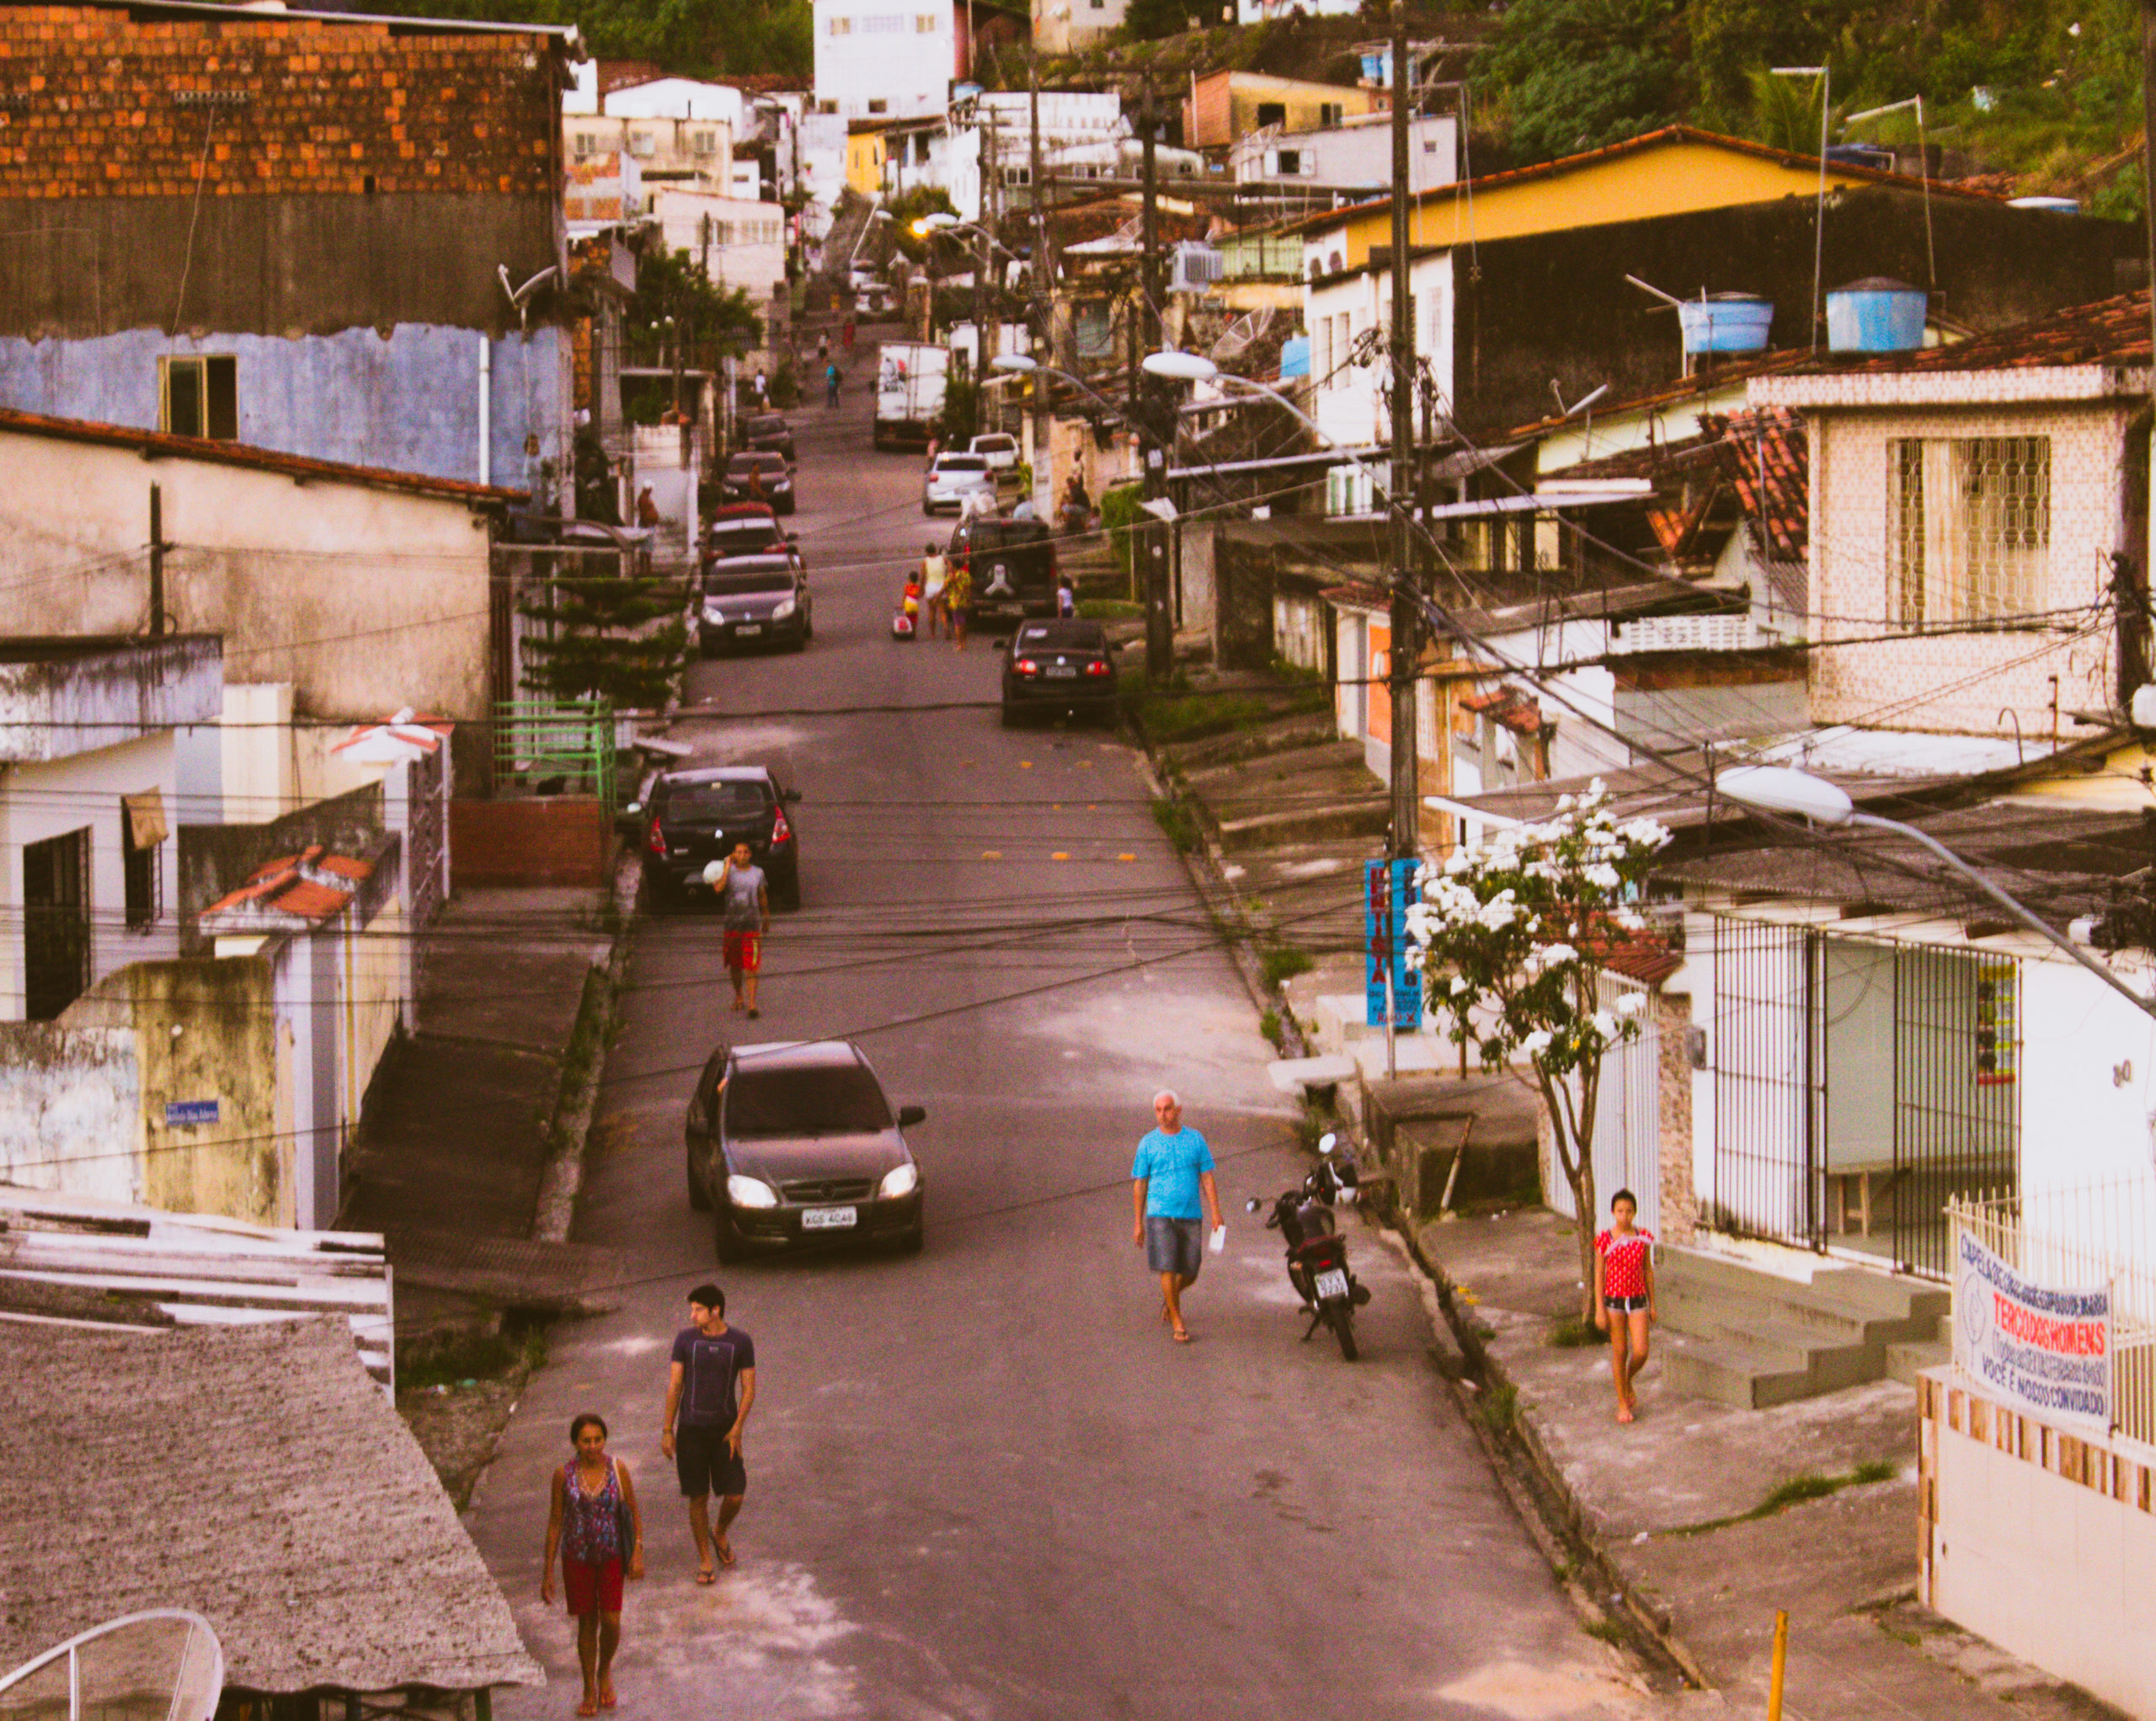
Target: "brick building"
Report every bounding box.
[1752,291,2153,740]
[0,0,581,494]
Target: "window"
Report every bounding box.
[158,355,237,441]
[571,131,595,159]
[867,98,889,115]
[863,12,905,29]
[1273,148,1301,175]
[691,129,717,156]
[1319,102,1342,127]
[1255,102,1286,128]
[828,14,852,31]
[1891,436,2051,624]
[122,791,164,931]
[24,827,90,1022]
[915,12,937,28]
[627,130,655,157]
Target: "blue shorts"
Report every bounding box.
[1145,1215,1203,1279]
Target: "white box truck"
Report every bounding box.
[874,340,947,451]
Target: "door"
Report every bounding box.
[1710,915,1824,1249]
[24,828,91,1022]
[1549,972,1660,1236]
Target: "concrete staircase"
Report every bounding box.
[1886,1312,1952,1385]
[1658,1248,1950,1409]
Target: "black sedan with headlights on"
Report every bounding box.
[699,551,811,654]
[721,451,795,514]
[685,1039,926,1259]
[998,618,1118,726]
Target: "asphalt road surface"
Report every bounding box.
[467,364,1650,1721]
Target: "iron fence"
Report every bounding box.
[1950,1179,2156,1447]
[492,700,616,805]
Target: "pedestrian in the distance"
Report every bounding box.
[818,331,830,363]
[541,1414,644,1716]
[659,1284,756,1582]
[635,486,660,530]
[942,549,971,651]
[753,368,769,408]
[704,841,770,1018]
[1055,572,1077,618]
[921,541,949,639]
[842,317,855,350]
[1130,1089,1223,1344]
[1593,1188,1656,1424]
[825,361,841,408]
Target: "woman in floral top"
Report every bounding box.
[542,1413,644,1715]
[1593,1189,1657,1424]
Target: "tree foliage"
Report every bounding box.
[518,546,689,714]
[1482,0,1691,164]
[623,247,764,376]
[1406,785,1669,1319]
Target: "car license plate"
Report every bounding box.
[736,623,763,636]
[802,1205,857,1230]
[1046,665,1078,679]
[1313,1268,1350,1301]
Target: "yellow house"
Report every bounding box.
[846,122,889,198]
[1290,126,1992,276]
[1183,70,1382,153]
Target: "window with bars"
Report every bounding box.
[1889,436,2051,625]
[123,810,161,930]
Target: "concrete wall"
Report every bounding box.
[0,324,570,494]
[0,430,499,780]
[130,953,286,1225]
[0,1018,141,1201]
[177,778,386,956]
[0,732,182,1024]
[815,0,955,120]
[451,797,611,888]
[1920,1370,2156,1719]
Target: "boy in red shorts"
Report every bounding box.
[1593,1188,1656,1423]
[704,841,770,1018]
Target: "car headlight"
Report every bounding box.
[878,1162,920,1200]
[703,602,726,621]
[771,598,797,619]
[726,1174,780,1210]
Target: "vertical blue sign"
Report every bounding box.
[1364,858,1423,1031]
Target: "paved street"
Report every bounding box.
[466,368,1648,1721]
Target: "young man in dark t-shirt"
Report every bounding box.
[660,1283,756,1581]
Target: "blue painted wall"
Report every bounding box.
[0,323,571,499]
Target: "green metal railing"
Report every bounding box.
[494,700,616,805]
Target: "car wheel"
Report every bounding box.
[686,1142,711,1211]
[638,869,674,916]
[803,607,814,643]
[714,1205,739,1264]
[999,701,1018,729]
[773,868,802,911]
[893,1218,924,1255]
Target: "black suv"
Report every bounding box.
[632,765,802,909]
[742,413,796,462]
[685,1039,926,1259]
[947,515,1056,627]
[1000,619,1117,725]
[699,550,811,654]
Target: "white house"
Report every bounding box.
[1030,0,1128,54]
[1235,0,1360,19]
[814,0,956,121]
[1233,112,1455,193]
[653,189,789,304]
[1305,250,1453,450]
[563,68,743,195]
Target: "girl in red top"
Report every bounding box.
[1593,1189,1656,1424]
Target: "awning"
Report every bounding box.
[123,788,168,851]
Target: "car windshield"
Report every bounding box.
[747,416,787,435]
[937,457,988,473]
[704,567,794,594]
[728,455,786,475]
[664,781,772,818]
[974,437,1014,452]
[725,1064,893,1136]
[709,525,783,554]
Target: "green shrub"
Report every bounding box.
[1150,797,1198,852]
[1260,945,1314,989]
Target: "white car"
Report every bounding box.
[969,432,1020,474]
[922,452,997,516]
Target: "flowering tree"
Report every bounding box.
[1406,783,1671,1321]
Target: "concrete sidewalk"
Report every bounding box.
[1417,1208,2116,1721]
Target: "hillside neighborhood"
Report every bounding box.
[2,2,2155,1718]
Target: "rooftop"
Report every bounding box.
[0,1317,541,1695]
[201,846,379,933]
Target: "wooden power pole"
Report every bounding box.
[1385,3,1420,858]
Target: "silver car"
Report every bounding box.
[922,452,996,516]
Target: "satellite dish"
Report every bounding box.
[0,1611,224,1721]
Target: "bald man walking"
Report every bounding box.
[1130,1090,1222,1344]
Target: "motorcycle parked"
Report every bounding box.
[1246,1132,1372,1360]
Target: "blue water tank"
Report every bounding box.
[1278,334,1310,379]
[1676,294,1775,355]
[1826,277,1929,353]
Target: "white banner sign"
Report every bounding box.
[1954,1229,2110,1430]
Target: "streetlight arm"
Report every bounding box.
[1848,810,2156,1021]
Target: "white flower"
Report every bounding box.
[1590,1010,1619,1040]
[1583,863,1621,892]
[1449,975,1470,997]
[1541,943,1578,968]
[1520,1029,1554,1056]
[1614,991,1646,1017]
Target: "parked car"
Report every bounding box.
[722,452,795,515]
[922,452,995,516]
[684,1039,926,1259]
[947,514,1058,626]
[969,431,1020,474]
[631,765,802,910]
[857,280,897,318]
[703,502,791,565]
[999,618,1117,725]
[741,413,796,462]
[699,552,811,655]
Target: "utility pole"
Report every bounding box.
[974,103,991,386]
[147,484,166,638]
[1029,61,1051,517]
[1385,2,1419,858]
[1139,76,1172,682]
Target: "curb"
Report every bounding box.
[1390,1216,1716,1692]
[531,846,641,1245]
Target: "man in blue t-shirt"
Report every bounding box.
[660,1284,756,1582]
[1130,1088,1223,1344]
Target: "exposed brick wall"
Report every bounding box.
[1655,991,1697,1243]
[0,9,562,200]
[451,798,611,890]
[1808,403,2124,736]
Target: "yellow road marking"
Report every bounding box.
[982,850,1003,859]
[1118,853,1137,862]
[1019,761,1033,768]
[1051,852,1070,861]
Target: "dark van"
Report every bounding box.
[947,516,1057,626]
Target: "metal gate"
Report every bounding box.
[1710,914,2021,1279]
[1549,971,1661,1237]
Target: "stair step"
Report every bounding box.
[1887,1339,1950,1386]
[1662,1331,1817,1410]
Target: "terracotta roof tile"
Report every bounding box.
[1709,409,1808,559]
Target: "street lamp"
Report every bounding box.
[1715,765,2156,1020]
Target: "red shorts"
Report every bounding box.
[562,1556,622,1617]
[723,930,761,974]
